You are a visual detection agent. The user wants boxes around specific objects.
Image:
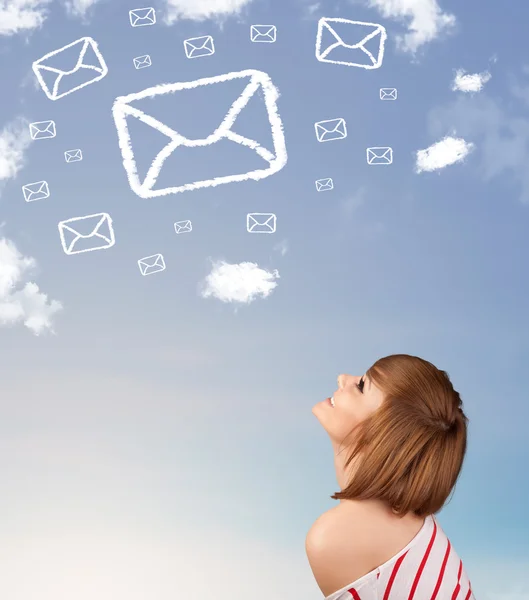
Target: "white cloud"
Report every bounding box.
[273,239,289,257]
[164,0,253,23]
[200,260,279,304]
[0,238,62,335]
[63,0,102,18]
[0,117,32,190]
[452,69,491,93]
[415,135,474,173]
[342,186,367,216]
[364,0,456,53]
[0,0,51,36]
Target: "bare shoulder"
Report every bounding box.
[305,502,379,597]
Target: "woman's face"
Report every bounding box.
[312,373,385,445]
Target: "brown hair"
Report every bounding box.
[331,354,468,517]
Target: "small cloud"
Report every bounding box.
[363,0,456,54]
[62,0,103,18]
[273,240,289,257]
[0,237,62,335]
[451,69,491,93]
[163,0,254,23]
[0,116,32,193]
[0,0,52,36]
[415,135,474,173]
[200,260,279,304]
[342,186,367,216]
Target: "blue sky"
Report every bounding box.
[1,0,528,598]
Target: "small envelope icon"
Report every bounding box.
[133,54,152,69]
[315,17,387,69]
[129,7,156,27]
[367,147,393,165]
[247,213,276,233]
[315,178,333,192]
[315,118,347,143]
[251,25,277,43]
[65,149,83,163]
[138,253,165,276]
[22,180,50,202]
[29,120,56,140]
[380,88,397,100]
[174,220,192,234]
[58,212,115,255]
[32,37,108,101]
[184,35,215,59]
[112,69,288,197]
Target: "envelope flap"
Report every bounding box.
[140,254,162,267]
[254,25,275,35]
[61,214,109,238]
[132,7,154,18]
[186,36,212,50]
[321,18,383,49]
[35,38,90,74]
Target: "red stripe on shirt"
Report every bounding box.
[431,539,452,600]
[348,588,361,600]
[450,559,463,600]
[383,551,409,600]
[408,519,438,600]
[463,582,473,600]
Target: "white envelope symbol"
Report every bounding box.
[184,35,215,59]
[247,213,276,233]
[29,120,56,140]
[174,220,192,234]
[367,147,393,165]
[32,37,108,101]
[138,253,165,276]
[315,17,387,69]
[129,7,156,27]
[58,212,115,255]
[112,69,288,197]
[251,25,277,43]
[380,88,397,100]
[22,180,50,202]
[315,178,333,191]
[133,54,152,69]
[65,149,83,163]
[315,118,347,143]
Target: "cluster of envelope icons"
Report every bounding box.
[27,121,84,163]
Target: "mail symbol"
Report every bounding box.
[315,118,347,143]
[251,25,277,43]
[174,220,192,234]
[129,7,156,27]
[315,178,334,192]
[138,253,166,276]
[58,212,115,255]
[32,37,108,101]
[380,88,397,100]
[65,149,83,163]
[22,180,50,202]
[29,120,56,140]
[133,54,152,69]
[247,213,276,233]
[315,17,387,69]
[366,147,393,165]
[111,69,288,198]
[184,35,215,59]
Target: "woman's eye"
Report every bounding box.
[357,377,365,393]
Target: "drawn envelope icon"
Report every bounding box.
[315,178,334,191]
[380,88,397,100]
[138,253,166,276]
[129,7,156,27]
[251,25,277,43]
[111,69,288,198]
[184,35,215,59]
[133,54,152,69]
[366,147,393,165]
[22,180,50,202]
[247,212,276,233]
[315,17,387,69]
[58,212,115,255]
[29,120,56,140]
[174,220,192,234]
[32,37,108,101]
[65,149,83,163]
[315,118,347,142]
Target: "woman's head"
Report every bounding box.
[312,354,468,517]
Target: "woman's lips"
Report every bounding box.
[326,397,335,408]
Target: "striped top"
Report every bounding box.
[325,515,475,600]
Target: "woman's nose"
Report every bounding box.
[337,374,363,389]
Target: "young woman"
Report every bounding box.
[307,354,474,600]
